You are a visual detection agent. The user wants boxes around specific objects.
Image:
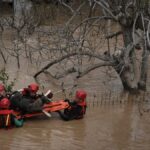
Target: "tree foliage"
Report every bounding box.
[0,69,16,92]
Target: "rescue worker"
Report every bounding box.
[0,97,11,128]
[0,84,23,128]
[0,98,11,110]
[10,83,52,114]
[57,90,87,121]
[0,84,9,100]
[0,84,11,110]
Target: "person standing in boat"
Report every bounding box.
[10,83,52,115]
[57,90,87,121]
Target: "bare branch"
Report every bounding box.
[65,2,86,27]
[132,12,139,46]
[77,62,114,78]
[61,1,74,13]
[147,20,150,48]
[105,31,122,39]
[73,16,113,33]
[34,51,112,78]
[54,67,77,79]
[94,0,118,21]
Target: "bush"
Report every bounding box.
[0,69,16,92]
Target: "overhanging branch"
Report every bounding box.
[94,0,118,21]
[105,31,122,39]
[76,62,114,78]
[34,51,112,78]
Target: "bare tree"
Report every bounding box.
[33,0,150,92]
[0,0,40,69]
[1,0,150,92]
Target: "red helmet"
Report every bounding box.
[0,84,5,92]
[28,83,39,93]
[76,90,87,100]
[0,98,11,109]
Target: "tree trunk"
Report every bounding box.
[13,0,33,28]
[138,45,150,90]
[117,27,139,92]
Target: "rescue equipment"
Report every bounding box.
[0,100,69,120]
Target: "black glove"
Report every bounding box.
[41,96,50,104]
[47,92,53,99]
[64,98,70,102]
[56,110,61,113]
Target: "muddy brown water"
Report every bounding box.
[0,47,150,150]
[0,97,150,150]
[0,10,150,150]
[0,64,150,150]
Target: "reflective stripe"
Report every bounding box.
[6,114,10,127]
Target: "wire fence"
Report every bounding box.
[86,91,150,108]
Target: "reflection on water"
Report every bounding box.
[0,92,150,150]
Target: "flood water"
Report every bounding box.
[0,65,150,150]
[0,5,150,150]
[0,94,150,150]
[0,38,150,150]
